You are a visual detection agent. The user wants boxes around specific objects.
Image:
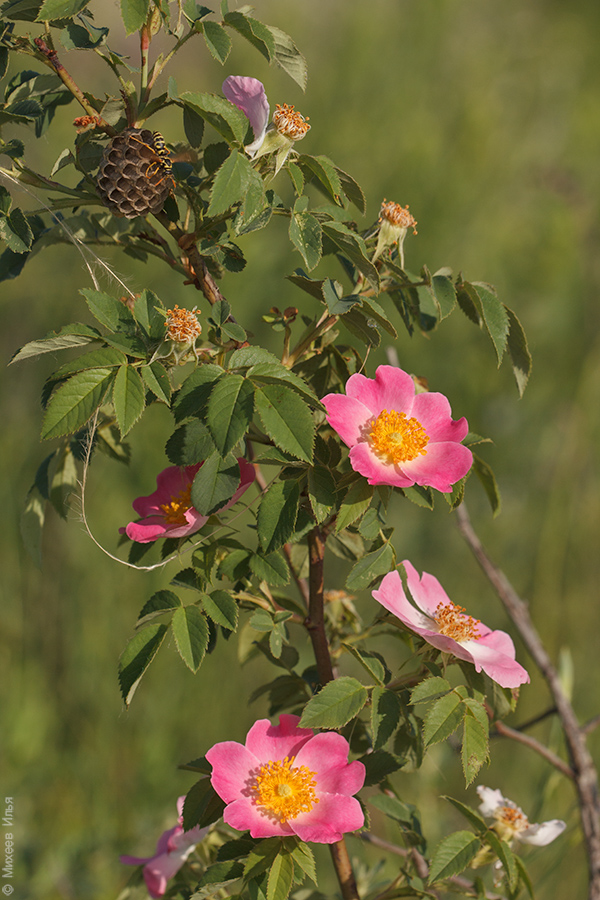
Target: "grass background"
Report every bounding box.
[2,0,600,896]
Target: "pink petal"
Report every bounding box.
[402,561,451,617]
[294,733,365,795]
[463,634,530,688]
[372,570,434,630]
[321,393,373,447]
[225,458,255,508]
[206,741,259,803]
[345,366,417,416]
[400,441,473,492]
[245,714,314,762]
[292,793,364,844]
[348,443,416,488]
[143,847,195,898]
[222,76,270,153]
[223,796,294,838]
[121,853,152,866]
[410,392,469,443]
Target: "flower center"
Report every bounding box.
[379,200,418,234]
[434,601,481,641]
[369,409,429,464]
[159,485,193,525]
[165,305,202,343]
[273,104,311,141]
[496,805,529,834]
[252,756,319,823]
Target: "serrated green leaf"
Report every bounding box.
[299,676,368,729]
[247,362,318,406]
[428,831,481,884]
[208,149,257,216]
[181,90,250,145]
[345,542,394,592]
[202,589,238,631]
[361,748,405,786]
[113,365,145,437]
[340,307,381,348]
[172,363,224,422]
[171,605,209,672]
[48,447,77,519]
[0,0,43,22]
[141,361,171,403]
[471,281,509,364]
[267,25,307,90]
[133,289,166,340]
[322,221,379,289]
[80,288,135,333]
[224,11,275,61]
[197,859,244,889]
[371,686,402,749]
[183,777,227,831]
[257,480,300,555]
[472,453,501,517]
[335,479,373,533]
[343,644,387,687]
[166,420,215,466]
[410,676,452,705]
[118,623,168,707]
[307,466,335,524]
[37,0,91,18]
[190,451,241,516]
[183,104,205,148]
[401,484,434,509]
[486,831,518,891]
[250,551,290,587]
[203,19,232,63]
[289,206,322,271]
[461,715,489,786]
[442,796,488,832]
[423,691,464,746]
[335,165,366,215]
[515,855,535,900]
[207,373,254,456]
[432,273,457,319]
[51,347,126,380]
[267,850,294,900]
[243,838,281,881]
[506,305,531,397]
[120,0,149,34]
[255,383,314,463]
[41,368,114,440]
[297,154,342,204]
[20,486,45,567]
[0,207,33,253]
[286,161,304,196]
[369,793,416,824]
[137,589,182,624]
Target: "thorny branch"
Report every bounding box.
[456,504,600,900]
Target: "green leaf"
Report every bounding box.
[299,676,368,729]
[343,644,387,687]
[371,686,402,749]
[133,289,166,340]
[208,149,257,216]
[410,676,452,705]
[289,842,316,885]
[172,363,224,422]
[423,691,464,747]
[246,361,318,406]
[428,831,482,884]
[335,165,366,215]
[0,207,33,253]
[191,451,242,516]
[224,11,275,61]
[207,373,254,456]
[340,307,381,348]
[182,777,227,831]
[166,420,215,466]
[49,447,77,518]
[197,859,244,889]
[442,797,487,833]
[297,154,342,204]
[322,221,379,289]
[202,589,238,631]
[181,90,250,145]
[506,305,532,397]
[307,466,336,524]
[113,365,146,437]
[461,714,489,786]
[471,281,509,364]
[335,479,373,533]
[137,589,182,625]
[20,486,45,567]
[80,288,135,333]
[36,0,91,18]
[171,605,209,672]
[118,623,168,707]
[515,855,535,900]
[250,551,290,587]
[120,0,149,35]
[243,838,281,881]
[289,205,322,271]
[41,368,114,440]
[9,326,100,363]
[369,793,416,824]
[345,542,395,592]
[486,831,518,891]
[267,850,294,900]
[183,104,205,148]
[286,161,304,196]
[432,272,457,319]
[255,383,314,463]
[203,20,232,63]
[361,749,405,786]
[472,453,501,516]
[267,25,308,91]
[51,347,127,380]
[141,361,171,404]
[360,296,397,338]
[257,480,300,555]
[0,0,44,22]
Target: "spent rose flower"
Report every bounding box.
[476,786,566,847]
[121,459,254,543]
[206,714,365,844]
[373,199,418,266]
[321,365,472,492]
[372,561,530,689]
[120,796,208,898]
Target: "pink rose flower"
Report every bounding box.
[477,786,566,846]
[321,365,473,492]
[372,561,530,689]
[121,459,254,543]
[205,714,365,844]
[222,75,270,156]
[120,796,208,898]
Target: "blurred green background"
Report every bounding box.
[2,0,600,897]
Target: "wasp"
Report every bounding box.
[130,129,174,189]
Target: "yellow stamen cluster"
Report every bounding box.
[165,305,202,343]
[159,485,193,524]
[324,589,354,603]
[252,756,319,823]
[434,601,481,642]
[369,409,429,464]
[496,805,530,833]
[379,200,418,235]
[273,104,311,141]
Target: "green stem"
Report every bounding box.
[140,25,151,106]
[284,313,338,367]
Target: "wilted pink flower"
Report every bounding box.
[121,459,254,543]
[477,786,566,846]
[223,75,270,156]
[321,365,472,493]
[206,714,365,844]
[120,796,208,898]
[372,561,530,689]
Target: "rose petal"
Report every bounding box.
[463,634,530,688]
[345,366,416,416]
[206,741,258,803]
[222,76,270,154]
[292,793,364,844]
[245,714,313,762]
[223,796,294,838]
[411,391,469,443]
[400,441,473,492]
[476,786,507,816]
[348,443,416,488]
[321,393,373,447]
[294,733,366,795]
